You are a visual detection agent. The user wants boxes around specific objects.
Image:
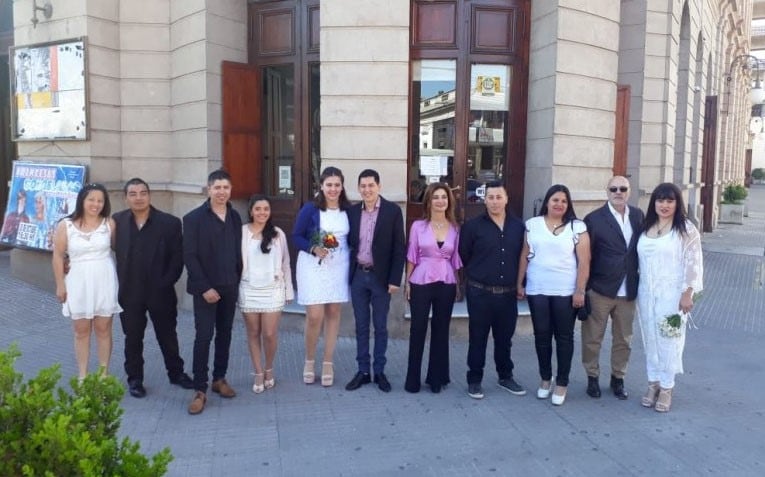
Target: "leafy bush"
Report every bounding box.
[722,184,748,204]
[0,345,172,477]
[752,168,765,181]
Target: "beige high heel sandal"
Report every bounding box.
[252,373,265,394]
[654,387,673,412]
[264,369,275,389]
[303,360,315,384]
[321,362,334,387]
[641,381,660,408]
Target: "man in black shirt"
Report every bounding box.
[114,178,193,398]
[183,169,242,415]
[458,181,526,399]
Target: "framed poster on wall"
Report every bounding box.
[10,37,89,141]
[0,162,86,251]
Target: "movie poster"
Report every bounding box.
[0,162,86,251]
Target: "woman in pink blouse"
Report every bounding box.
[404,183,462,393]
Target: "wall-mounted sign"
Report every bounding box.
[11,37,89,141]
[0,162,86,251]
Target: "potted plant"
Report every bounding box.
[719,183,748,224]
[752,168,765,185]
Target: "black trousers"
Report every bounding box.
[465,284,518,385]
[527,294,576,386]
[405,282,456,391]
[192,284,238,392]
[119,293,185,383]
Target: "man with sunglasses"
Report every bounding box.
[581,176,644,400]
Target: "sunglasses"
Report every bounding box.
[609,186,629,193]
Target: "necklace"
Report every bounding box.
[544,217,564,234]
[431,221,447,230]
[656,221,671,236]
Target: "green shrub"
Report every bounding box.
[0,345,172,477]
[722,184,748,204]
[753,168,765,181]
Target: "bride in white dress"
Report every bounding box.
[636,183,703,413]
[292,167,351,387]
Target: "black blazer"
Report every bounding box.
[347,196,406,288]
[182,201,243,295]
[113,206,184,302]
[584,203,644,300]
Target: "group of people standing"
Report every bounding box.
[51,167,702,416]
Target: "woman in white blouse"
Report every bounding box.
[239,195,294,394]
[517,184,590,406]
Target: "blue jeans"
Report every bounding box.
[350,269,391,374]
[465,284,518,384]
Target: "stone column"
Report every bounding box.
[525,0,621,218]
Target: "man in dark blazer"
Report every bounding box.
[113,178,193,398]
[345,169,406,392]
[582,176,644,400]
[183,169,242,415]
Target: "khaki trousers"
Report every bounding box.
[581,290,636,379]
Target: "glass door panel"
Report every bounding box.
[262,64,295,197]
[466,64,511,204]
[410,59,457,202]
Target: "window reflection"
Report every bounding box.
[467,64,511,203]
[262,64,295,196]
[410,60,456,203]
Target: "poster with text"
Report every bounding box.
[0,162,86,251]
[11,38,88,141]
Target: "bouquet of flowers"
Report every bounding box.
[659,313,684,338]
[312,229,339,265]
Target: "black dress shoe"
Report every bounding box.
[430,383,442,394]
[170,373,195,389]
[345,372,371,391]
[373,373,391,393]
[586,376,601,398]
[128,380,147,398]
[610,375,628,400]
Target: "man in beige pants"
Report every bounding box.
[582,176,644,399]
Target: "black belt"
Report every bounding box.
[357,263,374,272]
[467,279,515,294]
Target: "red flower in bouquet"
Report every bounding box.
[312,229,339,264]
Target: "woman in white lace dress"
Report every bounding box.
[292,167,351,387]
[637,183,703,412]
[52,183,122,381]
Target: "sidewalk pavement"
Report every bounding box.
[1,186,764,476]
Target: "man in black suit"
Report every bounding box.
[113,178,193,398]
[183,169,242,415]
[582,176,644,400]
[345,169,406,392]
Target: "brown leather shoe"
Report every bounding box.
[211,378,236,398]
[187,391,206,415]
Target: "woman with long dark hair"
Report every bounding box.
[517,184,590,405]
[404,183,462,394]
[52,183,122,381]
[292,167,352,386]
[636,183,703,412]
[239,195,294,393]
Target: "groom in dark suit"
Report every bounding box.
[345,169,406,392]
[582,176,644,400]
[114,178,193,398]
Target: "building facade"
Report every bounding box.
[1,0,753,312]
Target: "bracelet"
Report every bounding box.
[574,290,585,295]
